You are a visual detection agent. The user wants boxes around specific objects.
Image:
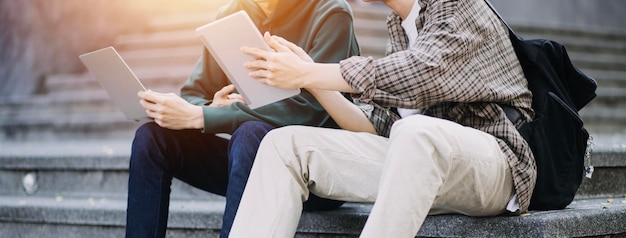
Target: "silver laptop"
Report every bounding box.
[195,10,301,109]
[79,46,150,122]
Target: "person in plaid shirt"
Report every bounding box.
[230,0,536,237]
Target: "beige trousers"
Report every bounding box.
[230,115,514,238]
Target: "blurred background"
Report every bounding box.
[0,0,228,96]
[0,0,625,140]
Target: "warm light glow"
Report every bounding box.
[127,0,230,16]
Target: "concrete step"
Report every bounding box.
[0,135,624,200]
[352,15,388,37]
[350,2,390,21]
[43,64,191,95]
[0,90,174,142]
[0,194,624,237]
[0,63,191,140]
[0,111,138,141]
[44,73,100,94]
[511,23,626,45]
[0,84,178,120]
[0,195,223,238]
[0,83,622,143]
[592,88,626,106]
[0,139,220,200]
[570,52,626,72]
[147,13,216,32]
[118,45,202,69]
[114,29,201,51]
[584,69,626,88]
[581,108,626,134]
[580,88,626,134]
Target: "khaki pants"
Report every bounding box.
[230,115,514,238]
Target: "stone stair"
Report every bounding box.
[510,24,626,135]
[1,2,626,237]
[0,136,625,237]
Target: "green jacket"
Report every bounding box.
[181,0,360,134]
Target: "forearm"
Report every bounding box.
[300,63,356,93]
[308,89,376,134]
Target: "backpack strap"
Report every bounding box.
[483,0,516,34]
[484,0,527,128]
[502,105,525,129]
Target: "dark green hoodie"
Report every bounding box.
[181,0,360,134]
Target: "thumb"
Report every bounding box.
[216,84,236,97]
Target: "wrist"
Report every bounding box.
[191,105,204,129]
[302,63,352,92]
[298,62,316,89]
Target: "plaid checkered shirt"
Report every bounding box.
[339,0,536,213]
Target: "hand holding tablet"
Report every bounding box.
[195,10,301,109]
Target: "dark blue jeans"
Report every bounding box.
[126,121,343,238]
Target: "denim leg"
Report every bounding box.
[221,121,275,238]
[126,122,230,238]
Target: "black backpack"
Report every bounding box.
[485,1,598,210]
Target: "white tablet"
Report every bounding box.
[79,46,151,122]
[196,10,301,109]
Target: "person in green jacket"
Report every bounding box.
[125,0,360,237]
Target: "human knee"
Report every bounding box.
[132,122,162,150]
[388,116,454,162]
[258,126,311,163]
[263,125,302,140]
[390,115,445,140]
[231,121,275,144]
[130,122,175,168]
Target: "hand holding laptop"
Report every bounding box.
[137,90,204,130]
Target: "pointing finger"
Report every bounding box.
[264,32,290,53]
[274,36,308,58]
[241,45,272,60]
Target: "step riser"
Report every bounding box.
[148,15,215,33]
[2,111,623,141]
[0,102,118,118]
[1,157,623,200]
[0,169,220,200]
[0,123,137,141]
[0,223,357,238]
[114,33,199,51]
[124,55,199,69]
[119,46,201,69]
[577,167,626,199]
[0,223,127,238]
[576,61,626,73]
[584,123,626,135]
[7,124,621,143]
[513,26,626,42]
[1,195,625,238]
[585,99,626,110]
[44,73,189,94]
